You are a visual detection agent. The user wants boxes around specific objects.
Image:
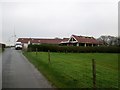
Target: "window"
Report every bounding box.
[70,37,76,41]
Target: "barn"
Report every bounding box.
[16,38,64,49]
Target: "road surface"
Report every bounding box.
[2,48,53,88]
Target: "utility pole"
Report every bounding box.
[13,25,17,46]
[8,39,10,47]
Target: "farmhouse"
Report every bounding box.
[61,35,102,47]
[16,38,66,49]
[16,35,102,48]
[16,38,31,49]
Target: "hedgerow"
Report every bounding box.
[28,44,120,53]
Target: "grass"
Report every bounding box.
[23,52,119,88]
[0,48,2,52]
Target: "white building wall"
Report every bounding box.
[23,43,28,49]
[77,43,79,46]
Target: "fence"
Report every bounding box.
[25,50,118,88]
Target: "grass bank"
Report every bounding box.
[23,52,119,88]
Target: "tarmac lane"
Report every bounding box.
[2,48,52,88]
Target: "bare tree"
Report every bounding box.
[98,35,119,46]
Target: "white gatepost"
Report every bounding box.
[92,44,93,47]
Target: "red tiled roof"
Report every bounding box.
[17,38,31,43]
[72,35,99,44]
[31,38,63,44]
[17,35,101,45]
[17,38,63,44]
[62,38,69,42]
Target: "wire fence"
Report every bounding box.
[27,50,119,88]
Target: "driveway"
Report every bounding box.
[2,48,53,88]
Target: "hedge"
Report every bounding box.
[28,44,120,53]
[0,44,6,51]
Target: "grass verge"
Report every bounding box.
[0,48,2,52]
[23,52,119,88]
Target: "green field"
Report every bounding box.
[24,52,119,88]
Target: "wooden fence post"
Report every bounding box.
[48,50,51,63]
[92,59,96,88]
[36,48,38,55]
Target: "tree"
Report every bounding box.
[98,35,119,46]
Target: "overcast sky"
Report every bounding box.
[0,0,119,45]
